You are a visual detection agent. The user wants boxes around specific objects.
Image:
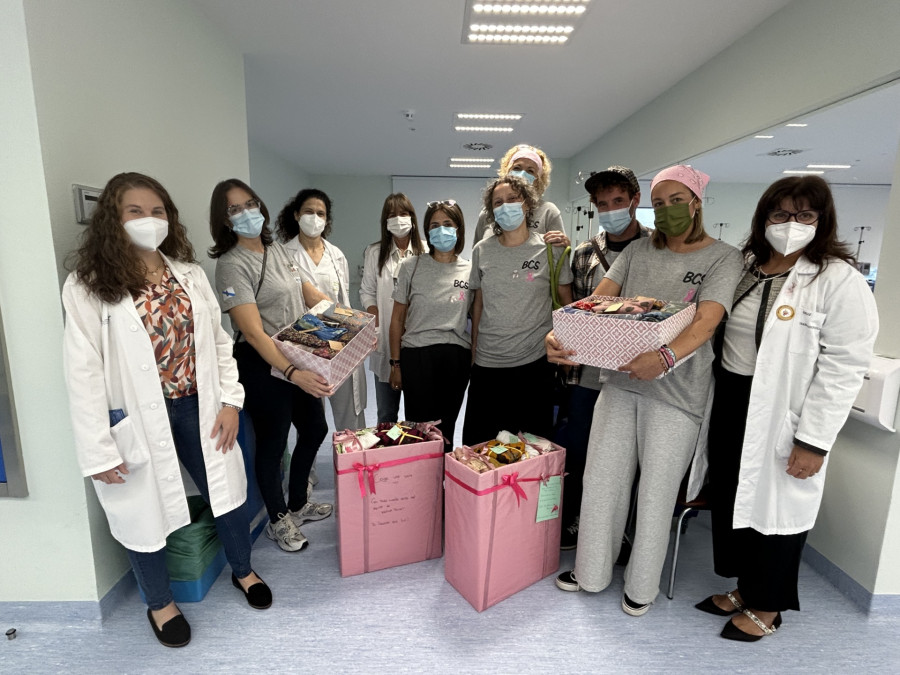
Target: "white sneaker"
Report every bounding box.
[309,465,319,486]
[265,513,308,552]
[290,501,333,527]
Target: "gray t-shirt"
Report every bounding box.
[392,254,472,350]
[470,231,574,368]
[214,241,308,339]
[601,236,743,417]
[473,200,565,243]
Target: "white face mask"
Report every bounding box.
[124,217,169,251]
[298,213,326,237]
[386,215,413,237]
[765,221,816,256]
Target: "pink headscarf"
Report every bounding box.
[509,147,544,175]
[650,165,710,199]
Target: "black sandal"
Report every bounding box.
[232,572,273,610]
[147,607,191,648]
[720,609,782,642]
[695,591,743,616]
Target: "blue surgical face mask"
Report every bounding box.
[508,169,536,185]
[229,208,265,238]
[428,225,457,253]
[493,202,525,231]
[596,203,634,236]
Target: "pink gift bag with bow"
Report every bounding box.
[333,423,445,577]
[444,439,566,611]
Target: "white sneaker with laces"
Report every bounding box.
[265,513,308,552]
[290,501,333,526]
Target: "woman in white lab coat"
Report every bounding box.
[697,176,878,641]
[276,188,368,431]
[360,193,425,423]
[63,173,271,649]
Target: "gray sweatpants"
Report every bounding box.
[574,385,700,605]
[328,365,367,432]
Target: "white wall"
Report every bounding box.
[248,140,310,222]
[3,0,251,602]
[0,0,98,603]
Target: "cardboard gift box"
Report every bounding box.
[270,306,376,390]
[552,295,696,370]
[444,440,566,612]
[333,423,445,577]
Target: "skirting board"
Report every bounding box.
[803,544,900,614]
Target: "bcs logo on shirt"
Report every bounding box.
[453,279,469,289]
[682,271,705,285]
[522,260,540,270]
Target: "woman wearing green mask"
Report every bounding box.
[550,165,742,618]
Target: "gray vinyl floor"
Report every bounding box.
[3,369,899,673]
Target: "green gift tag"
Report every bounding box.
[386,425,403,441]
[536,476,561,522]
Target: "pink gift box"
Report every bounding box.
[333,426,444,577]
[270,309,376,389]
[552,295,696,370]
[444,443,566,612]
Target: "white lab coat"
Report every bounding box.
[732,256,878,535]
[63,257,247,552]
[283,236,367,417]
[359,241,418,382]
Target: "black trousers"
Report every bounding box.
[462,356,554,446]
[708,364,808,612]
[400,344,471,452]
[234,342,328,522]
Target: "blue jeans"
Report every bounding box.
[374,376,401,424]
[127,394,252,610]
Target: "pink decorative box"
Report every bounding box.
[552,295,696,370]
[444,442,566,612]
[333,425,445,577]
[270,309,376,389]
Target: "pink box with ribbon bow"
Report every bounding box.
[444,440,566,611]
[332,424,445,577]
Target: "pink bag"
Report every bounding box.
[444,443,566,611]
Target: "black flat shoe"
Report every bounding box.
[233,572,273,610]
[695,594,741,616]
[147,608,191,648]
[720,611,782,642]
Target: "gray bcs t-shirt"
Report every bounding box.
[470,231,574,368]
[214,241,308,339]
[392,254,472,350]
[601,236,743,417]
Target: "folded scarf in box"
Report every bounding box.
[373,422,425,446]
[484,439,526,465]
[293,314,348,341]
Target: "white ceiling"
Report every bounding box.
[192,0,794,178]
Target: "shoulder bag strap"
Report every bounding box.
[590,237,611,272]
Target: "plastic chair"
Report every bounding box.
[666,484,711,599]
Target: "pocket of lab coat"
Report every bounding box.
[773,409,801,460]
[788,308,826,355]
[109,415,151,468]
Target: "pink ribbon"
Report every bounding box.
[444,470,562,507]
[337,452,444,499]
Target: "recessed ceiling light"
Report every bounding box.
[470,23,575,33]
[785,123,808,127]
[455,125,515,132]
[469,33,568,43]
[450,164,495,169]
[465,1,589,45]
[783,170,824,175]
[806,164,852,169]
[456,113,522,120]
[450,157,494,163]
[473,3,589,15]
[754,135,774,139]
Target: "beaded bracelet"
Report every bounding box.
[659,344,676,369]
[222,402,241,412]
[656,350,670,375]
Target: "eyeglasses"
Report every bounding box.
[768,209,820,225]
[226,199,261,217]
[426,200,457,208]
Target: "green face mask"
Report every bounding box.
[653,201,694,237]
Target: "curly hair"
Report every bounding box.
[422,202,466,256]
[70,172,195,302]
[208,178,272,258]
[743,175,854,273]
[275,188,333,242]
[375,193,425,274]
[498,144,552,197]
[483,175,538,236]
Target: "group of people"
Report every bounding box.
[63,140,878,648]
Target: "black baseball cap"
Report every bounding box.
[584,166,640,198]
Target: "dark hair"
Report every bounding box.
[422,202,466,256]
[375,193,425,273]
[483,175,538,236]
[743,176,854,272]
[590,175,639,202]
[70,172,195,302]
[275,188,333,242]
[207,178,272,258]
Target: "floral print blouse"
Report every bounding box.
[136,267,197,398]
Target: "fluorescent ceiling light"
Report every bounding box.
[450,157,494,163]
[465,1,589,45]
[785,123,808,127]
[806,164,852,169]
[456,113,522,120]
[473,3,589,15]
[455,125,514,132]
[783,170,824,175]
[470,23,575,33]
[469,33,568,43]
[754,135,774,139]
[450,164,495,169]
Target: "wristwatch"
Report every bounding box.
[222,402,242,412]
[389,359,401,368]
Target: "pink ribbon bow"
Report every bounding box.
[500,472,528,506]
[352,462,379,498]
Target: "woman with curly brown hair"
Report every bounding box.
[63,172,271,649]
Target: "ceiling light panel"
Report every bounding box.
[449,157,494,163]
[456,113,523,120]
[450,164,496,169]
[455,125,515,132]
[463,1,590,46]
[806,164,852,169]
